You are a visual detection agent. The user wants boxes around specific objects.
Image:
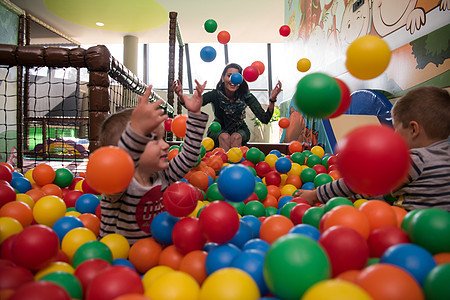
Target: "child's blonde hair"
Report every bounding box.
[99,108,133,146]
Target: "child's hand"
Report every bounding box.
[294,189,320,206]
[173,80,184,102]
[181,80,206,114]
[130,85,168,136]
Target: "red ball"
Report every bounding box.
[81,179,100,195]
[312,164,327,174]
[251,61,265,75]
[279,25,291,37]
[0,181,16,208]
[74,258,112,291]
[172,217,206,254]
[63,190,84,208]
[367,225,411,258]
[163,182,198,217]
[289,203,311,225]
[243,66,259,82]
[217,30,231,44]
[255,161,272,178]
[328,78,351,118]
[198,201,239,244]
[0,164,12,183]
[337,125,410,195]
[164,118,173,132]
[264,171,282,186]
[214,151,228,164]
[0,264,34,291]
[9,281,71,300]
[12,225,59,271]
[69,176,84,190]
[327,155,338,168]
[278,117,290,129]
[85,266,144,300]
[240,160,255,169]
[319,225,369,277]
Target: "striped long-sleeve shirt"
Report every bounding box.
[98,111,208,244]
[316,138,450,211]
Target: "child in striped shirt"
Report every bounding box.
[295,86,450,211]
[98,81,208,244]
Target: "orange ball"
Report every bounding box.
[206,155,223,172]
[168,148,179,161]
[217,30,231,44]
[172,115,188,138]
[179,250,208,285]
[260,215,294,244]
[0,201,33,227]
[267,185,281,199]
[129,238,163,274]
[85,146,135,194]
[251,61,265,75]
[25,188,46,203]
[323,205,370,239]
[434,252,450,265]
[188,171,210,191]
[391,206,408,227]
[278,117,290,129]
[335,269,361,283]
[40,184,63,198]
[202,166,216,180]
[0,162,14,172]
[328,170,342,180]
[32,164,56,187]
[158,245,184,270]
[288,141,303,154]
[78,213,100,236]
[358,200,397,232]
[285,174,302,189]
[261,194,278,208]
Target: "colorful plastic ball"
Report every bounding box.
[278,117,290,129]
[9,281,71,300]
[217,164,255,202]
[260,215,294,244]
[32,163,56,187]
[227,147,243,163]
[205,243,241,275]
[251,61,265,75]
[346,35,391,80]
[171,114,188,138]
[300,168,317,183]
[172,217,206,254]
[380,243,437,285]
[367,225,410,258]
[294,72,341,119]
[9,177,31,194]
[288,223,321,241]
[255,161,271,178]
[240,215,262,238]
[0,164,12,183]
[52,168,73,188]
[206,183,224,201]
[209,121,221,133]
[243,200,266,218]
[408,208,450,254]
[0,264,34,292]
[73,258,112,292]
[302,206,324,228]
[288,141,303,154]
[33,195,67,227]
[231,249,268,295]
[204,19,217,33]
[313,173,333,188]
[200,46,217,62]
[275,157,292,174]
[355,263,424,300]
[323,197,353,213]
[179,250,208,285]
[100,233,130,260]
[156,244,183,269]
[263,234,330,299]
[359,199,397,231]
[323,205,370,239]
[85,146,134,194]
[227,219,253,249]
[39,271,82,299]
[164,118,173,132]
[337,125,410,195]
[327,78,352,118]
[423,263,450,300]
[301,182,315,190]
[163,182,198,217]
[85,266,144,300]
[311,145,325,158]
[72,240,113,268]
[217,30,231,44]
[0,216,23,243]
[78,213,100,236]
[306,154,322,168]
[303,279,372,300]
[150,211,179,246]
[243,66,259,82]
[297,58,311,72]
[112,258,136,271]
[279,25,291,37]
[61,227,97,261]
[246,148,263,164]
[199,201,240,244]
[145,270,200,300]
[0,201,33,227]
[188,171,209,190]
[52,216,84,243]
[230,72,243,86]
[243,238,270,255]
[12,224,59,271]
[74,193,99,215]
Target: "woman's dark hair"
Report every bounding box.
[216,63,249,98]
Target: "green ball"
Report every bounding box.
[200,145,206,158]
[279,202,298,218]
[293,72,341,119]
[53,168,73,188]
[302,206,324,229]
[204,19,218,33]
[39,271,83,299]
[247,166,257,177]
[246,148,262,164]
[169,145,180,152]
[291,152,306,165]
[243,200,266,217]
[366,257,380,266]
[265,206,278,217]
[227,200,245,215]
[313,173,333,188]
[254,182,268,201]
[206,183,225,201]
[263,234,330,299]
[72,240,113,268]
[423,264,450,300]
[323,197,353,212]
[209,121,221,133]
[306,154,321,168]
[302,150,313,157]
[409,208,450,254]
[400,209,422,232]
[321,156,331,168]
[300,168,317,183]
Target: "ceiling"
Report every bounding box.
[9,0,286,45]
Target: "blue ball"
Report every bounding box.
[10,177,32,193]
[288,224,321,241]
[12,172,24,178]
[205,243,241,275]
[150,211,180,245]
[230,73,243,86]
[200,46,217,62]
[275,157,292,174]
[52,216,84,243]
[278,195,293,209]
[217,164,255,202]
[202,242,219,252]
[380,243,437,285]
[228,219,253,249]
[231,249,268,295]
[302,182,316,190]
[112,258,136,271]
[75,193,100,214]
[240,215,262,238]
[242,238,270,254]
[269,150,282,158]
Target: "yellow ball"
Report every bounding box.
[61,227,97,260]
[16,193,35,209]
[280,174,288,186]
[0,216,23,243]
[145,270,200,300]
[302,279,372,300]
[33,195,67,227]
[100,233,130,260]
[35,262,74,280]
[280,184,298,196]
[297,58,311,72]
[24,169,35,184]
[142,265,173,291]
[65,211,81,217]
[346,35,391,80]
[265,154,278,168]
[199,267,260,300]
[188,201,205,218]
[202,137,214,152]
[74,180,84,191]
[311,145,325,158]
[287,163,302,176]
[353,199,368,209]
[227,147,243,163]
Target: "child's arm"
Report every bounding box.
[174,80,206,114]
